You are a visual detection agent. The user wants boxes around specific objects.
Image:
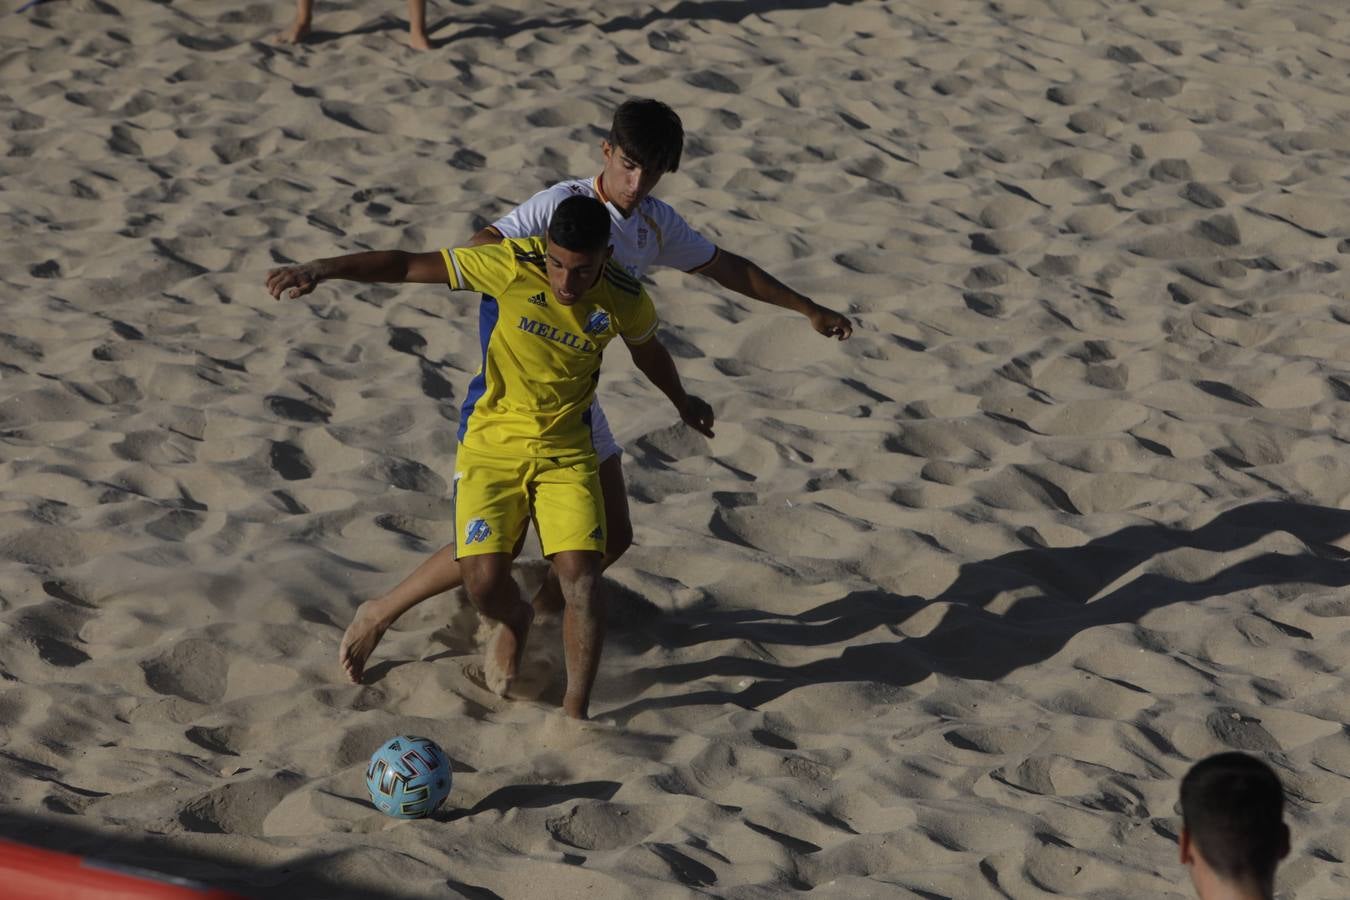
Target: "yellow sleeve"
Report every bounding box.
[621,288,660,346]
[441,243,516,297]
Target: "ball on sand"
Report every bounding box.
[365,735,452,819]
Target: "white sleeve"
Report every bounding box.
[650,202,718,272]
[491,185,573,239]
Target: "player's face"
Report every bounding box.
[601,141,665,212]
[545,241,612,305]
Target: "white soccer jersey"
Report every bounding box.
[491,177,719,280]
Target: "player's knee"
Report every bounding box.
[461,558,512,609]
[461,565,493,598]
[552,551,597,584]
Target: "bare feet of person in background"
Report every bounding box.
[276,0,433,50]
[406,0,432,49]
[275,12,312,45]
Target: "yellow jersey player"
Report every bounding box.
[337,99,853,685]
[267,196,712,719]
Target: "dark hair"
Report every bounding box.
[547,195,611,255]
[608,98,684,174]
[1181,752,1286,884]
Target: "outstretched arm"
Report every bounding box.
[697,249,853,340]
[266,250,447,300]
[626,336,714,438]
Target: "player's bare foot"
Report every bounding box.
[275,19,312,45]
[338,599,391,684]
[484,606,533,697]
[409,31,431,51]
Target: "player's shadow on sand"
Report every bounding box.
[604,499,1350,722]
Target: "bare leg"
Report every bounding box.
[339,543,463,683]
[339,525,535,683]
[407,0,431,49]
[461,552,533,698]
[554,550,604,719]
[276,0,314,44]
[533,453,631,615]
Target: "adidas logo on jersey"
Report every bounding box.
[527,291,547,307]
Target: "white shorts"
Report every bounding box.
[589,397,621,462]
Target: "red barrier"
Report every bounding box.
[0,839,248,899]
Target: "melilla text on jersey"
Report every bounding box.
[517,315,598,353]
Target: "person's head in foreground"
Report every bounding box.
[1180,752,1290,900]
[601,98,683,212]
[546,195,613,304]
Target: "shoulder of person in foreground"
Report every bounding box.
[601,264,659,344]
[442,239,534,298]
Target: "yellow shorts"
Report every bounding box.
[452,443,606,559]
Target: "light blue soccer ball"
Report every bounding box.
[365,735,452,819]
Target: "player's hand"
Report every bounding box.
[679,395,715,438]
[807,302,853,340]
[266,263,323,300]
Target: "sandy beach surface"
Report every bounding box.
[3,0,1350,896]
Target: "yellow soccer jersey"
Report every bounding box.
[442,237,659,458]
